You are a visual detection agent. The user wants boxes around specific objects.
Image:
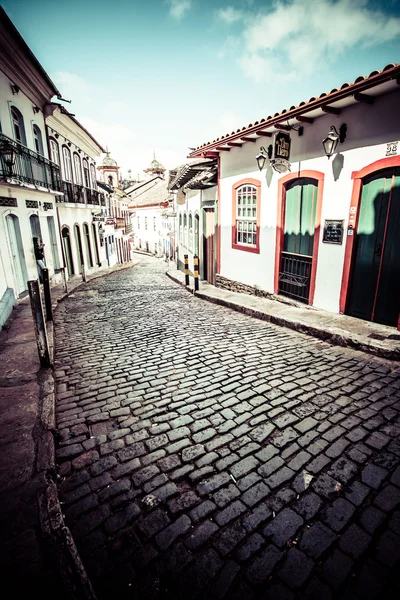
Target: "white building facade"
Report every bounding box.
[0,8,64,327]
[188,64,400,330]
[45,106,107,280]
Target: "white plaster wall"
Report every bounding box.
[177,189,202,270]
[219,88,400,313]
[58,205,104,275]
[0,71,49,159]
[132,207,164,254]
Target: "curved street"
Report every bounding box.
[54,256,400,600]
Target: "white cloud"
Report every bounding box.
[220,0,400,82]
[217,6,245,24]
[167,0,192,20]
[51,72,92,102]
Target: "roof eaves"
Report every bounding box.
[188,63,400,157]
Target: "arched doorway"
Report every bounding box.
[6,214,28,295]
[343,161,400,327]
[62,227,74,277]
[83,223,93,268]
[275,171,324,305]
[74,224,84,274]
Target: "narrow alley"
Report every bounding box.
[54,257,400,600]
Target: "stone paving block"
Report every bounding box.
[323,498,355,532]
[188,499,216,523]
[263,508,303,548]
[375,529,400,567]
[167,489,200,514]
[322,548,353,588]
[243,503,272,532]
[209,560,240,600]
[339,523,371,558]
[278,547,314,588]
[361,463,388,489]
[185,519,219,550]
[265,466,295,489]
[213,484,241,508]
[300,521,336,558]
[327,457,358,484]
[374,485,400,512]
[294,491,323,521]
[245,544,282,584]
[138,508,171,538]
[197,472,231,496]
[230,456,259,479]
[213,521,247,556]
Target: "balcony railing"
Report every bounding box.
[59,183,101,205]
[125,223,133,234]
[0,132,61,191]
[86,189,100,205]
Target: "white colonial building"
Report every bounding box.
[0,7,64,327]
[97,152,132,266]
[187,63,400,330]
[45,105,107,279]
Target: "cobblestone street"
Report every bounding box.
[54,256,400,600]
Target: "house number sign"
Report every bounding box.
[323,219,344,244]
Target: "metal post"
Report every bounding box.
[42,268,53,322]
[81,263,87,282]
[184,254,189,286]
[28,280,51,368]
[194,255,199,292]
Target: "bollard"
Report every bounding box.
[62,267,68,293]
[194,255,199,292]
[42,268,53,322]
[81,263,87,282]
[184,254,189,286]
[28,280,51,368]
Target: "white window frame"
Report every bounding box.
[236,184,257,247]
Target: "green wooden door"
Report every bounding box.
[279,178,318,302]
[347,168,400,326]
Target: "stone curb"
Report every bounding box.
[35,262,139,598]
[166,271,400,362]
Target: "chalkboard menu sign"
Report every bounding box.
[323,220,344,244]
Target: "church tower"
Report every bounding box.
[144,153,166,180]
[97,150,121,188]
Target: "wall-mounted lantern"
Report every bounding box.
[0,141,17,176]
[256,145,273,171]
[10,83,20,95]
[322,124,347,159]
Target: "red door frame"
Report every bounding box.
[339,155,400,330]
[274,170,324,305]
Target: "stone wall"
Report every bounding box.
[215,274,272,299]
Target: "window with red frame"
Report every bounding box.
[236,184,257,246]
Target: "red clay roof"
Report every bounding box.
[188,63,400,158]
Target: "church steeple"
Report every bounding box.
[144,152,165,179]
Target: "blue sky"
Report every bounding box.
[3,0,400,178]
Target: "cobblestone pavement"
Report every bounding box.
[54,257,400,600]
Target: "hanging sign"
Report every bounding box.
[271,131,291,173]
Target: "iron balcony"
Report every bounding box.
[0,132,61,191]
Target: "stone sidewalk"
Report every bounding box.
[0,260,138,598]
[166,266,400,362]
[52,256,400,600]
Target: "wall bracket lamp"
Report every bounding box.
[10,83,20,95]
[256,145,273,171]
[322,124,347,159]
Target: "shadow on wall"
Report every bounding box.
[346,176,400,327]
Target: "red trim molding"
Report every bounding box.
[340,155,400,324]
[231,178,261,254]
[274,170,324,305]
[217,155,221,274]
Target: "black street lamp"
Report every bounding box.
[0,142,17,176]
[322,124,347,159]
